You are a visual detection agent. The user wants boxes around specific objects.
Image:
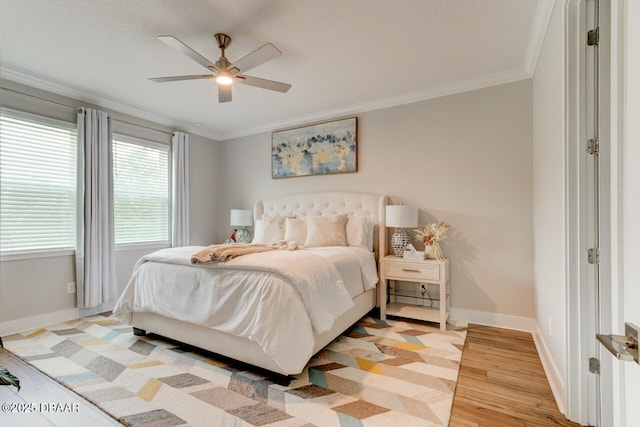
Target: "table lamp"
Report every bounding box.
[230,209,253,243]
[385,205,418,256]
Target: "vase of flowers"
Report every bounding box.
[414,221,450,260]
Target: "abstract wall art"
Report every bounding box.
[271,117,357,178]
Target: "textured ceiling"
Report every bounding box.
[0,0,551,140]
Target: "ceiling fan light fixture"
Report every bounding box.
[216,73,233,85]
[151,33,291,103]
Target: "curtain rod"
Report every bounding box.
[1,86,173,136]
[1,86,77,111]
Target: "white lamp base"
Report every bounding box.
[391,229,412,256]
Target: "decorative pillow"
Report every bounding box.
[252,215,286,243]
[285,217,307,246]
[304,214,348,247]
[346,216,374,250]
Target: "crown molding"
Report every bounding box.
[523,0,557,75]
[219,67,532,140]
[0,65,223,141]
[2,63,532,143]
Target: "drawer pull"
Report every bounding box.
[402,269,420,273]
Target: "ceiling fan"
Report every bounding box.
[149,33,291,103]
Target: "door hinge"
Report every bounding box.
[589,357,600,374]
[586,138,599,155]
[588,248,600,264]
[587,27,599,46]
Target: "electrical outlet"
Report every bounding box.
[66,282,76,294]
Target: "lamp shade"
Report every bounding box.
[385,205,418,228]
[230,209,253,227]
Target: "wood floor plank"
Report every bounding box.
[456,377,560,413]
[461,354,547,378]
[451,324,585,427]
[451,400,526,427]
[467,333,540,355]
[449,415,480,427]
[465,341,543,363]
[455,379,579,426]
[468,324,535,340]
[458,365,488,381]
[486,370,555,396]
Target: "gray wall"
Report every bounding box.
[0,80,220,327]
[532,0,568,405]
[217,80,535,319]
[0,78,534,329]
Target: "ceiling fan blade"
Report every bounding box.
[235,75,291,93]
[149,74,214,82]
[229,43,282,74]
[218,83,232,103]
[157,35,215,70]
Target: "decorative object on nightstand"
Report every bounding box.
[385,205,418,256]
[415,221,450,260]
[402,243,426,260]
[230,209,253,243]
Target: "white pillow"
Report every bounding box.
[285,217,307,246]
[304,214,348,247]
[252,215,286,243]
[346,216,374,250]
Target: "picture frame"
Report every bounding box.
[271,117,357,178]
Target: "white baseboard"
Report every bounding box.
[0,302,116,337]
[450,307,535,332]
[79,302,115,318]
[0,308,80,336]
[532,322,567,416]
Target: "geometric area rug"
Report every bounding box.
[2,314,467,426]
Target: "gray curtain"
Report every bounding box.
[172,131,190,247]
[76,108,117,308]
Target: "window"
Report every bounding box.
[0,108,77,255]
[112,135,170,246]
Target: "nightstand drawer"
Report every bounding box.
[385,261,440,281]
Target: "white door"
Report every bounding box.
[568,1,639,425]
[619,0,640,423]
[596,1,640,426]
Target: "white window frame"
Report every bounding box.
[0,107,77,261]
[112,133,172,249]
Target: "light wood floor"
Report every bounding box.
[0,348,120,427]
[450,324,586,427]
[1,323,586,427]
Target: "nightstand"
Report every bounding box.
[380,255,450,330]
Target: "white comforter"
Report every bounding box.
[113,245,377,372]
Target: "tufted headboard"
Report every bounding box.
[254,191,388,262]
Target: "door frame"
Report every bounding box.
[565,0,626,425]
[565,1,601,424]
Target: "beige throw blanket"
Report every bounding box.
[190,241,297,264]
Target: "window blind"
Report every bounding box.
[113,135,170,245]
[0,108,77,254]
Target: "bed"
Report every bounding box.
[113,191,388,376]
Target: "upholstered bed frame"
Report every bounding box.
[129,191,388,376]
